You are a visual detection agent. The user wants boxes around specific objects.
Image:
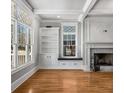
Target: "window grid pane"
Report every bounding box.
[63,26,75,32]
[63,25,76,56]
[18,45,26,66]
[63,45,75,56]
[18,24,27,45]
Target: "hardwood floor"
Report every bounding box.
[13,70,113,93]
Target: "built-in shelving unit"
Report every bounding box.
[39,27,59,54]
[39,27,59,68]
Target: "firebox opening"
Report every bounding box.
[94,53,113,66]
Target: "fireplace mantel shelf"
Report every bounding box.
[85,42,113,44]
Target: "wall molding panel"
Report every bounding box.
[11,66,39,92]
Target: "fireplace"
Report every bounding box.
[94,53,113,66]
[90,48,113,71]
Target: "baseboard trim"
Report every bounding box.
[39,67,83,69]
[11,66,39,92]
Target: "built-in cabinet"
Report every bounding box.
[39,27,59,68]
[39,27,83,69]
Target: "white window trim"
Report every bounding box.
[61,22,78,58]
[11,19,34,74]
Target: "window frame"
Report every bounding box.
[11,18,17,69]
[11,0,34,74]
[61,22,78,58]
[11,20,33,74]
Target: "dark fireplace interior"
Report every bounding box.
[94,53,113,66]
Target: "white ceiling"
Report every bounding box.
[27,0,113,21]
[89,0,113,15]
[40,14,80,20]
[28,0,86,10]
[27,0,87,21]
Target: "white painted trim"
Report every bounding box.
[80,22,83,58]
[11,66,39,92]
[17,0,33,12]
[79,0,98,21]
[88,9,113,16]
[39,67,83,70]
[41,19,79,23]
[34,10,83,15]
[85,42,113,44]
[34,15,42,24]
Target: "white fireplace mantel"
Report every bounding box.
[83,42,113,71]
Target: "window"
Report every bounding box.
[62,23,77,57]
[11,21,32,70]
[17,23,27,66]
[11,0,33,71]
[17,22,32,67]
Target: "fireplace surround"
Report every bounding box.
[83,42,113,71]
[90,48,113,71]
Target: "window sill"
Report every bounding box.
[58,58,83,60]
[11,61,34,75]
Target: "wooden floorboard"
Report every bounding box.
[13,70,113,93]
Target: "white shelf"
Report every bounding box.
[39,27,59,55]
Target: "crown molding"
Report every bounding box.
[17,0,33,11]
[78,0,98,22]
[41,19,79,23]
[88,9,113,16]
[34,10,84,15]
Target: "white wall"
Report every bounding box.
[83,15,113,71]
[84,16,113,43]
[32,15,41,64]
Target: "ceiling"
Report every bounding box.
[27,0,113,21]
[27,0,87,21]
[89,0,113,15]
[27,0,86,10]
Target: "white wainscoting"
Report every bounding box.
[11,66,39,92]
